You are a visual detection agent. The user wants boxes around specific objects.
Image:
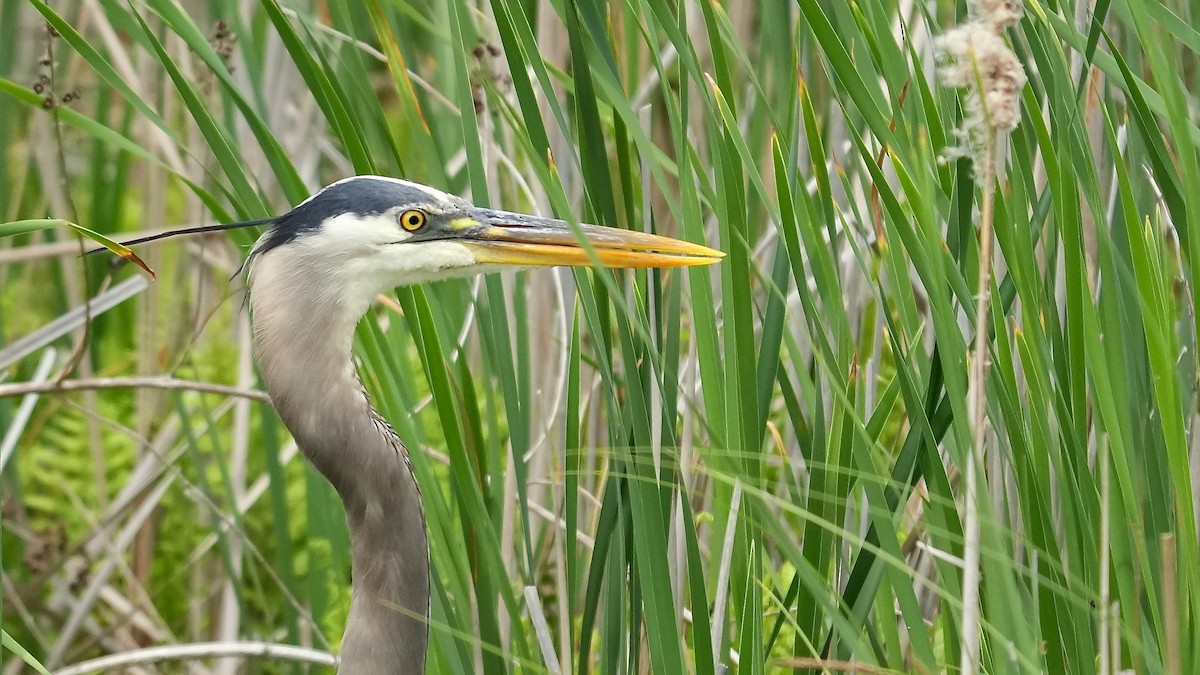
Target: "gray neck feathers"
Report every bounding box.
[250,251,429,674]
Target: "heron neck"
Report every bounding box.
[250,266,429,674]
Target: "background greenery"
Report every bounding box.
[2,0,1198,673]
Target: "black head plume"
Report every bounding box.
[83,217,276,256]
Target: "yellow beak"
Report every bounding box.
[453,209,723,269]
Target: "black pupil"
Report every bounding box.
[408,214,421,226]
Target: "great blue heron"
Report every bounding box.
[114,176,722,673]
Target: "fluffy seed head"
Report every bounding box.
[935,19,1027,178]
[970,0,1023,27]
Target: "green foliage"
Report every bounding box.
[1,630,49,675]
[1,0,1199,673]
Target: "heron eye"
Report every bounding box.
[399,209,428,232]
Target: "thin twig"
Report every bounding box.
[0,376,271,404]
[43,20,91,383]
[961,129,998,675]
[50,641,336,675]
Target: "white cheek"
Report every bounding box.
[298,240,482,300]
[375,241,478,283]
[252,213,484,307]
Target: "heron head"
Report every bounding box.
[246,175,722,302]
